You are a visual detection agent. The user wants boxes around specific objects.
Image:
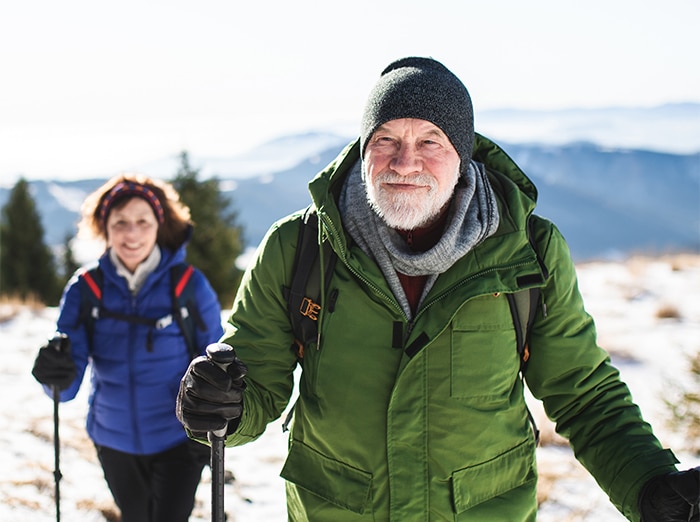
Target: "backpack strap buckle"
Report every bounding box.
[154,314,173,330]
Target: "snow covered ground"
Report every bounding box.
[1,255,698,521]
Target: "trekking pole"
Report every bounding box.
[32,333,71,522]
[206,343,236,522]
[52,385,62,522]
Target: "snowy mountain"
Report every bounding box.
[476,103,700,155]
[1,105,699,262]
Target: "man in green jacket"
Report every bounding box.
[177,57,699,521]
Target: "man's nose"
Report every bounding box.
[389,143,421,175]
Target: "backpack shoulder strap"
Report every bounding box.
[170,263,207,359]
[508,214,549,372]
[285,205,338,358]
[505,286,541,445]
[505,214,549,445]
[506,287,540,373]
[282,206,339,432]
[80,266,103,300]
[77,266,103,351]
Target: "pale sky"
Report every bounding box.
[2,0,699,181]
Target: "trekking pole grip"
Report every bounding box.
[205,342,237,439]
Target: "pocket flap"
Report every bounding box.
[452,439,536,513]
[281,439,372,514]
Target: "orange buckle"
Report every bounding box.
[300,297,320,321]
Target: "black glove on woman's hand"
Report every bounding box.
[639,467,700,522]
[176,352,247,436]
[31,333,76,390]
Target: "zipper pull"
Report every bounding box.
[404,320,415,345]
[328,289,339,312]
[541,296,548,318]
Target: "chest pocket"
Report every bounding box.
[450,293,520,404]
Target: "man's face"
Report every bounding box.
[363,118,460,230]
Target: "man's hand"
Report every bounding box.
[176,351,247,436]
[639,467,700,521]
[31,333,76,390]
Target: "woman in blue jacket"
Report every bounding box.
[32,173,224,521]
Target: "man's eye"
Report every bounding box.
[381,137,401,147]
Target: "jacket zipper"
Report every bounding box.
[321,214,406,319]
[129,294,142,453]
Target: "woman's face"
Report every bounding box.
[106,197,159,272]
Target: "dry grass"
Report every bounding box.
[624,252,700,270]
[536,465,558,506]
[655,304,682,320]
[75,499,121,521]
[666,350,700,455]
[0,294,47,323]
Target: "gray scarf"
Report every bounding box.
[339,159,499,317]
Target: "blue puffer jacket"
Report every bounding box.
[50,244,223,455]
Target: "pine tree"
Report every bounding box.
[171,151,245,308]
[0,178,61,305]
[60,232,80,285]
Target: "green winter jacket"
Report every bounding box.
[220,134,678,521]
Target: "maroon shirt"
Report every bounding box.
[395,211,449,314]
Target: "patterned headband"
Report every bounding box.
[99,182,165,225]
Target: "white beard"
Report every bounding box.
[364,164,459,230]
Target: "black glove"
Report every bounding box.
[176,351,247,436]
[639,467,700,522]
[31,333,76,390]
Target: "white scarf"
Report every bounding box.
[109,245,162,295]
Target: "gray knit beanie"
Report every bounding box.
[360,57,474,168]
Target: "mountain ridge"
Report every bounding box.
[2,103,699,262]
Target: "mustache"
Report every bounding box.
[374,171,437,188]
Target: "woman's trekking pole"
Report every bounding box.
[31,333,72,522]
[52,385,62,522]
[206,343,236,522]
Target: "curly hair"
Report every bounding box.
[78,173,192,252]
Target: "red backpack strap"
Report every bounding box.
[80,267,102,300]
[170,263,206,359]
[174,264,195,298]
[76,266,104,352]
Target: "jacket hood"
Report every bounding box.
[471,133,538,209]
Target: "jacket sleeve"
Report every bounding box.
[220,216,301,446]
[524,217,678,522]
[51,271,92,401]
